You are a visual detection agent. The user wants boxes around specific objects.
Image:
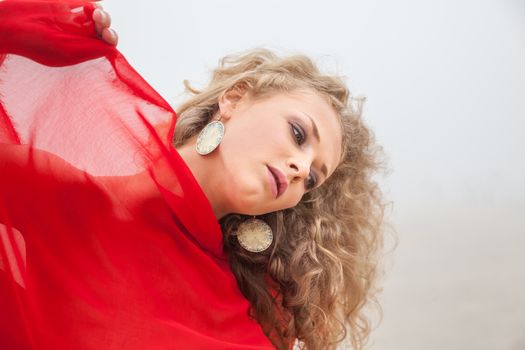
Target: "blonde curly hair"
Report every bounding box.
[173,49,385,350]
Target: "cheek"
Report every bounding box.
[279,186,304,210]
[223,122,274,152]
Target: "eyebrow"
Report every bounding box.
[304,113,321,143]
[302,112,328,179]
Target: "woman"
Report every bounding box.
[0,2,384,349]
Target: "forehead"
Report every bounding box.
[264,90,343,177]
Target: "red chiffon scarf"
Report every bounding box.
[0,1,273,349]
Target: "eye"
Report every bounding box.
[305,172,317,190]
[290,123,305,145]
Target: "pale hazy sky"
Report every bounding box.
[104,1,525,349]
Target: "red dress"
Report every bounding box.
[0,1,274,349]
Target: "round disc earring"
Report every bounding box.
[236,218,274,253]
[196,118,225,155]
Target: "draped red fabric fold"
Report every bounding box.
[0,1,273,349]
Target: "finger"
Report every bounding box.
[93,8,111,28]
[92,8,103,35]
[92,8,111,35]
[101,28,118,46]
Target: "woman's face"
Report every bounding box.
[214,88,342,216]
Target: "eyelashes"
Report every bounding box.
[305,172,317,190]
[290,122,317,190]
[291,122,305,145]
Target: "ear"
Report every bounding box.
[218,83,249,120]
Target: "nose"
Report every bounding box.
[286,156,310,183]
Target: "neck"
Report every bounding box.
[176,139,227,219]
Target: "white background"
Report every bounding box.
[103,1,525,349]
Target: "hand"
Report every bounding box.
[92,6,118,46]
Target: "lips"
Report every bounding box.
[267,166,288,198]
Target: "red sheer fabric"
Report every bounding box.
[0,1,273,349]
